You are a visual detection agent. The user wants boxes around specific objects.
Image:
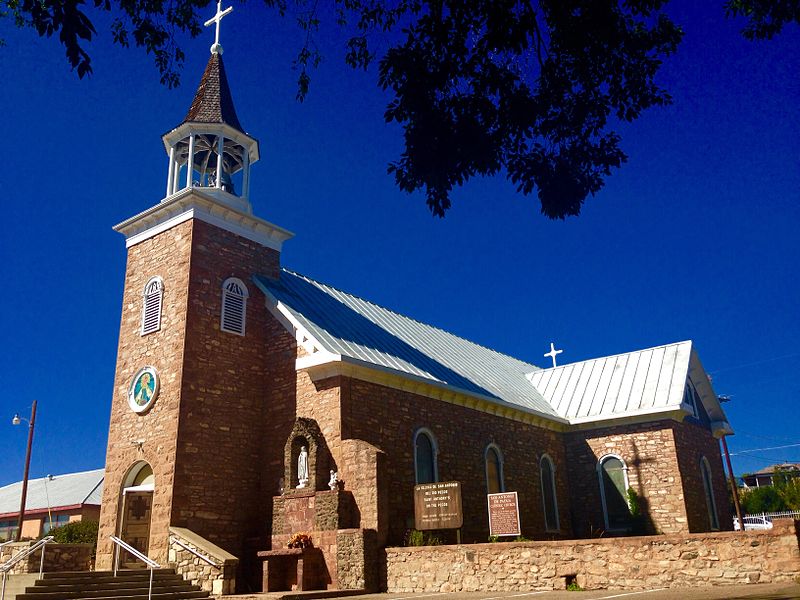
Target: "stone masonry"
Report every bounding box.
[384,519,800,592]
[0,542,94,574]
[564,419,731,537]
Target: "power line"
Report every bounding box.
[730,442,800,456]
[730,453,800,465]
[709,352,800,375]
[737,431,800,444]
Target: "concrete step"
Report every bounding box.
[14,569,209,600]
[33,573,185,586]
[28,580,197,594]
[25,593,209,600]
[38,570,176,581]
[19,583,199,599]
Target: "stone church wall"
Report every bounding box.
[98,219,196,569]
[672,420,732,532]
[340,377,571,545]
[171,219,290,557]
[564,420,690,537]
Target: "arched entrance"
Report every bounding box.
[118,462,154,569]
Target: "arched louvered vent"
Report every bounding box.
[141,277,164,335]
[221,277,249,336]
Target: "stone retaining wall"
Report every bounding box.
[0,542,93,574]
[384,519,800,592]
[168,527,238,595]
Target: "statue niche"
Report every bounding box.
[283,418,331,493]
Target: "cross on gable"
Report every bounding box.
[204,0,234,54]
[544,342,563,368]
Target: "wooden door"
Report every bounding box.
[120,491,152,569]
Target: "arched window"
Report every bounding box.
[413,428,438,484]
[540,454,559,531]
[485,444,504,494]
[598,454,631,531]
[700,456,720,530]
[683,378,700,418]
[141,277,163,335]
[221,277,249,335]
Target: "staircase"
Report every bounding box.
[14,569,210,600]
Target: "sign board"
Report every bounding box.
[414,481,463,530]
[487,491,521,537]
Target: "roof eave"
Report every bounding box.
[297,351,569,430]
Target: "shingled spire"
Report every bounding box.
[182,53,244,132]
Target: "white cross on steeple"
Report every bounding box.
[544,342,563,368]
[204,0,233,55]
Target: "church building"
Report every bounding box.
[96,10,734,593]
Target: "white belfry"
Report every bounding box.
[544,342,563,368]
[204,0,233,54]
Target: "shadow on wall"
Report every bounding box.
[568,437,656,538]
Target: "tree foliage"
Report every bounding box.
[6,1,791,218]
[773,468,800,510]
[725,0,800,40]
[740,485,786,514]
[43,520,99,545]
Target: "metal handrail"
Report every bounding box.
[110,536,160,600]
[1,536,54,600]
[169,536,221,569]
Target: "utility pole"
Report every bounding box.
[721,434,743,529]
[13,400,37,542]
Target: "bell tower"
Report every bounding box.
[162,48,258,214]
[97,1,295,579]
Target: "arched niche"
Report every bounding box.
[283,418,332,492]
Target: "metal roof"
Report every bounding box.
[255,271,727,428]
[254,270,560,418]
[0,469,104,516]
[528,341,693,423]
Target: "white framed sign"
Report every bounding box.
[487,491,521,537]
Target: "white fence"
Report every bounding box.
[745,510,800,520]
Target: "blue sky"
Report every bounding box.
[1,1,798,487]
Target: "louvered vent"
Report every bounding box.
[221,277,249,336]
[141,277,163,335]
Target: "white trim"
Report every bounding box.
[539,453,560,532]
[597,453,630,532]
[413,427,439,485]
[114,188,293,251]
[568,404,685,425]
[123,484,155,493]
[162,122,260,164]
[484,443,505,494]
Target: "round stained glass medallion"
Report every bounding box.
[128,366,159,414]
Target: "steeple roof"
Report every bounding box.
[182,53,244,132]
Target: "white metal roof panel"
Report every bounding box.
[255,270,559,418]
[0,469,104,515]
[528,341,695,423]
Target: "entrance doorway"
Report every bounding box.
[118,462,154,569]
